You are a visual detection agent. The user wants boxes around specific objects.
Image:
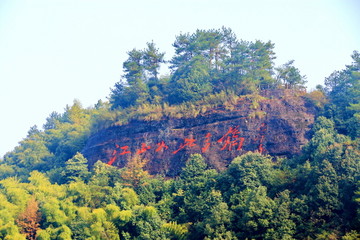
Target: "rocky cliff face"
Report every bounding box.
[82,90,315,176]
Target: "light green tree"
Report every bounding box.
[63,152,90,183]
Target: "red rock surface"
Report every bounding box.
[82,90,314,176]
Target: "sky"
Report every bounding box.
[0,0,359,157]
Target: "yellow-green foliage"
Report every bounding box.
[118,210,132,223]
[104,204,121,222]
[106,91,248,126]
[162,221,189,240]
[118,187,140,208]
[245,94,268,110]
[28,171,66,200]
[303,90,328,109]
[0,193,19,224]
[342,230,360,240]
[0,177,30,211]
[248,110,267,119]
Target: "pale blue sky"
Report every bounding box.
[0,0,359,157]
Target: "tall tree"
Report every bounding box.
[44,100,92,170]
[171,28,232,72]
[222,40,276,94]
[143,41,166,82]
[63,152,90,183]
[247,40,276,89]
[110,42,165,109]
[110,48,148,109]
[306,160,341,230]
[230,186,275,239]
[275,60,307,89]
[324,50,360,136]
[3,125,53,172]
[169,56,213,104]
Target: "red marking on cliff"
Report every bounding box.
[119,146,131,155]
[107,155,117,165]
[155,141,169,152]
[217,126,240,143]
[107,144,131,165]
[136,143,151,154]
[218,126,244,151]
[108,149,118,165]
[220,136,245,151]
[201,133,212,153]
[258,134,266,154]
[257,123,267,154]
[107,122,268,166]
[173,138,197,154]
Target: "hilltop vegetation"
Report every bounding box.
[0,28,359,239]
[109,27,306,109]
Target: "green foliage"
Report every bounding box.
[342,230,360,240]
[180,153,207,180]
[303,88,328,112]
[90,160,122,187]
[62,152,90,183]
[275,60,307,89]
[231,186,275,239]
[116,187,140,209]
[0,29,359,239]
[324,50,360,137]
[110,42,165,109]
[217,152,279,200]
[162,221,189,240]
[2,126,53,178]
[109,27,279,109]
[169,56,213,104]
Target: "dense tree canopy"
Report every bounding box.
[110,27,292,108]
[0,28,359,239]
[324,51,360,137]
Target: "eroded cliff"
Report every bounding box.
[82,90,315,176]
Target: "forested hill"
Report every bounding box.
[0,28,360,239]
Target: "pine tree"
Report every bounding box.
[63,152,90,182]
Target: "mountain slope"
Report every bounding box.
[83,89,314,176]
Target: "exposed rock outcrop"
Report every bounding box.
[83,90,314,176]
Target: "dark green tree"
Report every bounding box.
[247,40,276,89]
[324,50,360,137]
[305,160,341,232]
[143,41,166,82]
[171,154,223,238]
[110,42,166,109]
[121,205,166,239]
[2,125,53,175]
[268,190,296,240]
[275,60,307,89]
[230,186,275,239]
[294,116,360,233]
[110,48,149,109]
[217,152,278,201]
[222,40,276,94]
[169,56,213,104]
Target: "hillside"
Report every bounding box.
[83,89,314,176]
[0,28,359,239]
